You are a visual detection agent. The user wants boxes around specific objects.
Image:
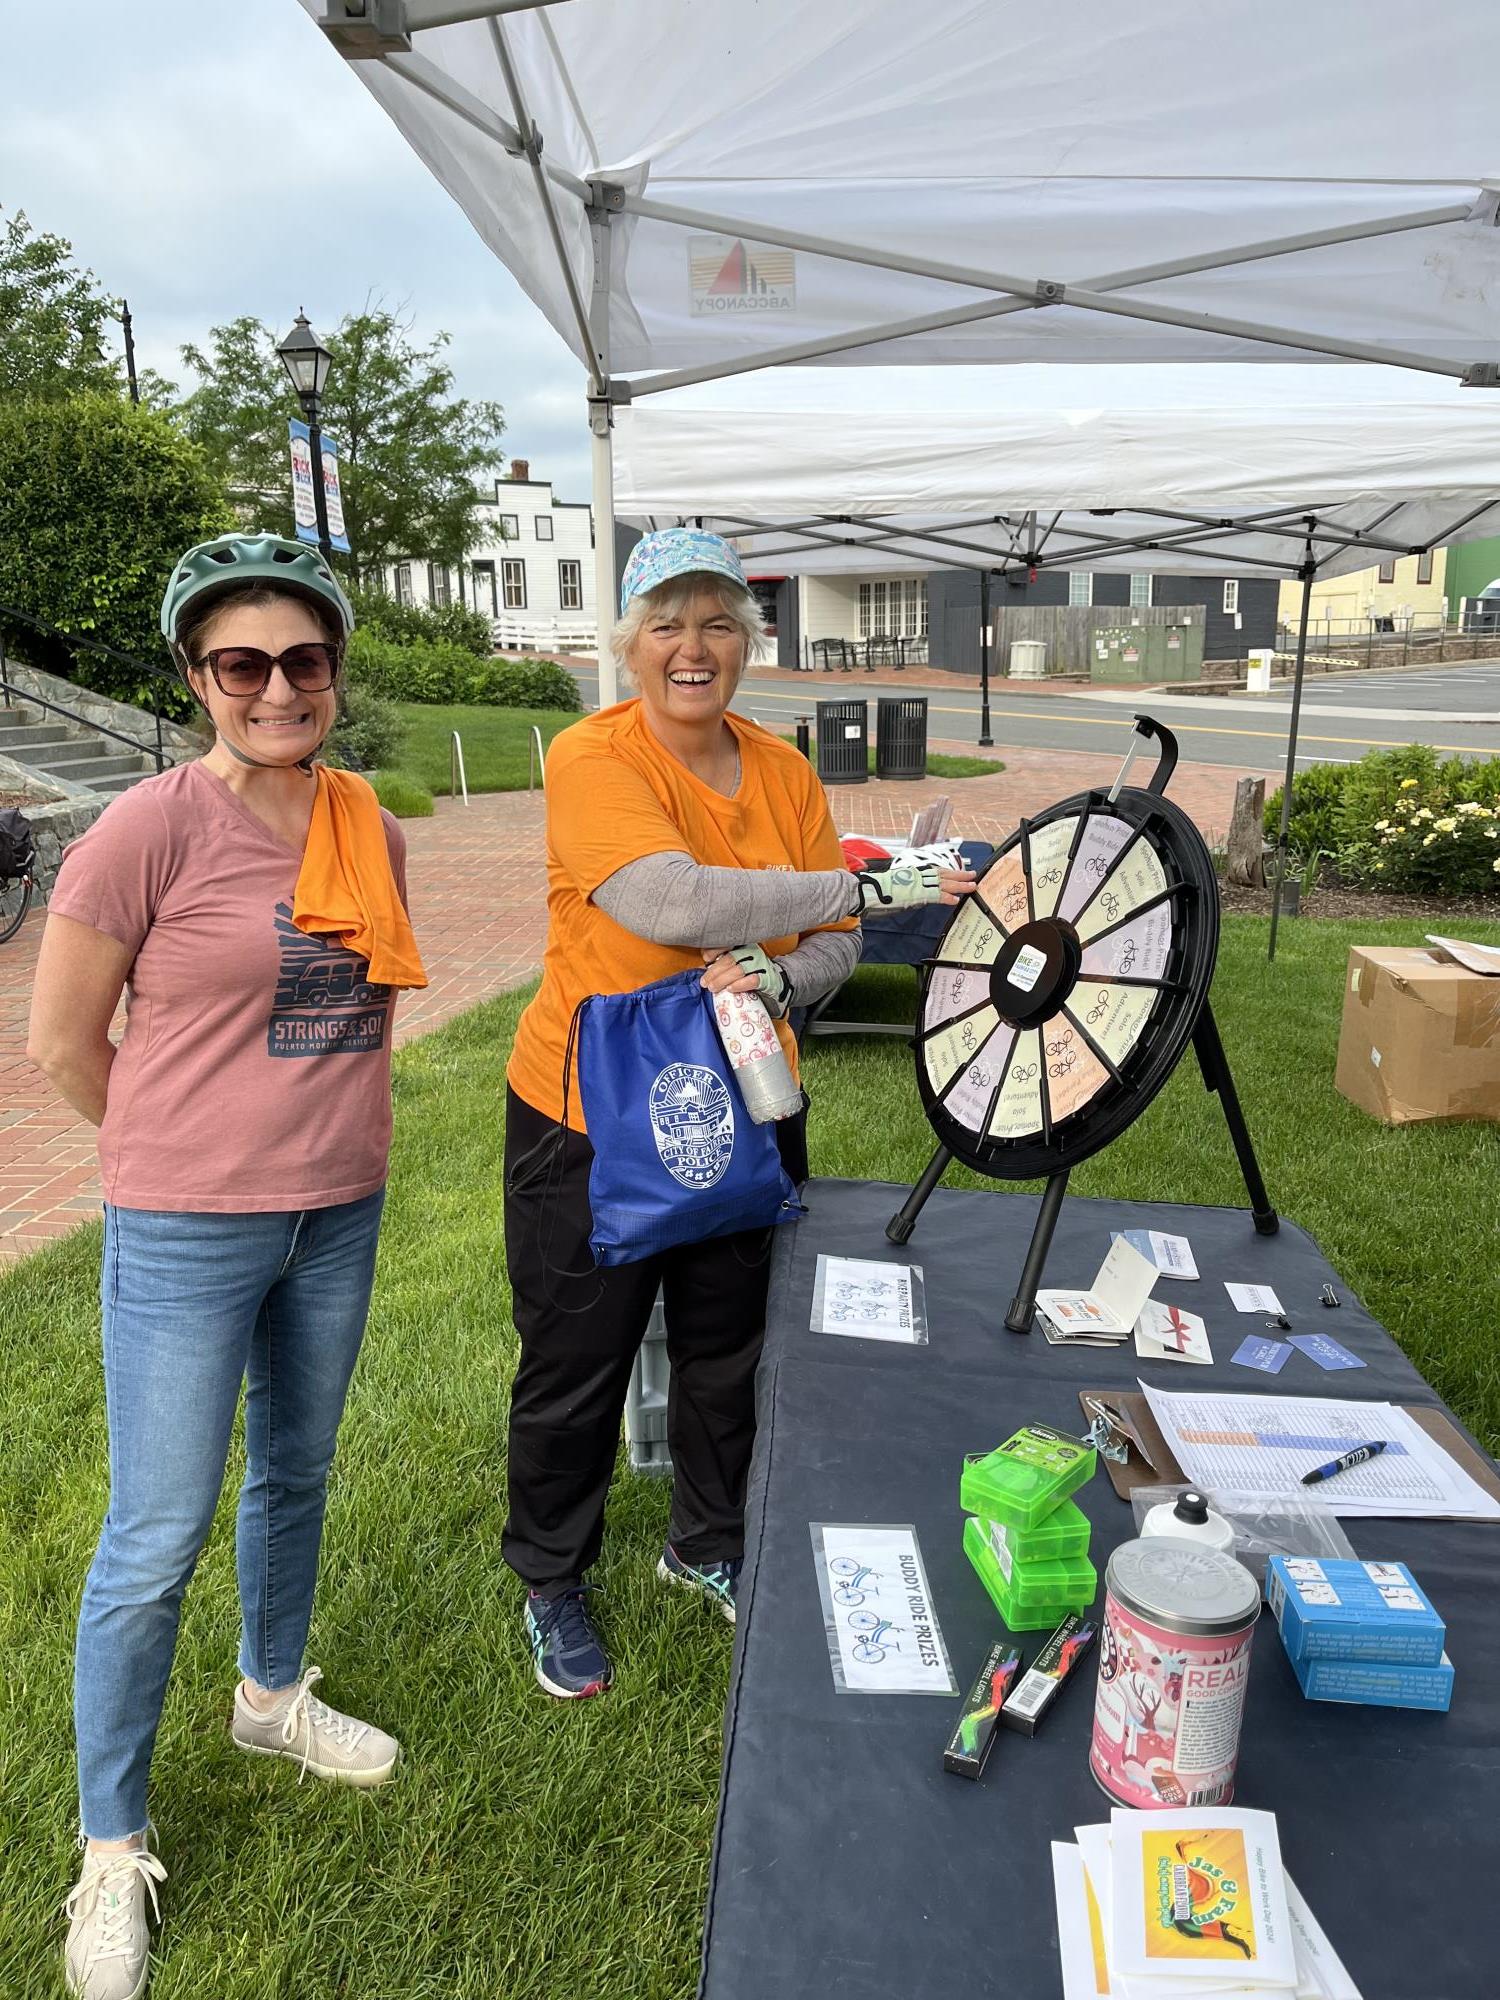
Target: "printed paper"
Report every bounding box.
[1108,1808,1296,1990]
[1117,1229,1200,1281]
[1231,1336,1292,1375]
[811,1255,927,1344]
[1136,1302,1213,1366]
[1225,1283,1284,1315]
[1287,1333,1365,1373]
[810,1524,956,1696]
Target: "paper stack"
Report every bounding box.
[1052,1807,1361,2000]
[1038,1238,1159,1346]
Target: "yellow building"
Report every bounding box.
[1277,549,1447,630]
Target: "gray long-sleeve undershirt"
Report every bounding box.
[593,850,861,1007]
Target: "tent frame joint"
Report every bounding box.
[587,179,627,214]
[1461,362,1500,390]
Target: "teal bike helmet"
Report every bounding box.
[161,533,356,773]
[161,533,355,678]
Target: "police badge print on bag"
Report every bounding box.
[267,903,393,1058]
[649,1063,735,1189]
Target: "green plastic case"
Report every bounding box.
[960,1425,1096,1531]
[963,1515,1098,1631]
[982,1497,1092,1566]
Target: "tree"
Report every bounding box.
[0,208,126,403]
[0,394,230,712]
[178,307,506,585]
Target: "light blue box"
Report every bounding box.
[1266,1556,1445,1666]
[1291,1649,1454,1713]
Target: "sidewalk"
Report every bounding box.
[0,746,1268,1266]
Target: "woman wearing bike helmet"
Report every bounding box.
[28,533,424,2000]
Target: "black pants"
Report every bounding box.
[502,1086,808,1593]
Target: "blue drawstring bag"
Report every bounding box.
[573,969,804,1266]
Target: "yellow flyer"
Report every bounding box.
[1109,1807,1296,1988]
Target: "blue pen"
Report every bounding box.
[1301,1440,1388,1486]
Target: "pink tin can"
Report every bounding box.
[1090,1536,1261,1810]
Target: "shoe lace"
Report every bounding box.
[279,1665,371,1780]
[532,1586,602,1654]
[63,1844,166,1963]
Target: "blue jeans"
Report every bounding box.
[75,1192,385,1840]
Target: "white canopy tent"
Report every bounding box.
[303,0,1500,702]
[610,365,1500,583]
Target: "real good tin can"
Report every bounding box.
[1090,1535,1261,1809]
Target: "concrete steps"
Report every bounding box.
[0,701,158,794]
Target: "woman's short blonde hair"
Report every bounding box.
[611,572,768,681]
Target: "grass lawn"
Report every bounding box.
[2,913,1497,1994]
[780,733,1001,780]
[393,703,582,795]
[390,704,997,798]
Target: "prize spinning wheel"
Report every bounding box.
[889,718,1277,1331]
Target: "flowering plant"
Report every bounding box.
[1349,794,1500,895]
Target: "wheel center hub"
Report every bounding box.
[988,917,1081,1028]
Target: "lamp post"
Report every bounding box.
[276,311,334,558]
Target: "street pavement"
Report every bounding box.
[564,658,1500,771]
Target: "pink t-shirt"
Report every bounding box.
[48,760,408,1213]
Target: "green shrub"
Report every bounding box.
[326,681,404,772]
[0,393,229,718]
[368,769,435,818]
[344,631,580,711]
[1348,794,1500,895]
[1333,744,1442,840]
[1262,760,1349,862]
[348,585,492,658]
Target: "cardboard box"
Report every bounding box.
[1291,1648,1454,1712]
[1335,948,1500,1125]
[1266,1557,1446,1666]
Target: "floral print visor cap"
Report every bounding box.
[619,528,749,615]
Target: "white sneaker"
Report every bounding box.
[63,1833,166,2000]
[230,1666,400,1788]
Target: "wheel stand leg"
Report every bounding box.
[1194,1002,1278,1236]
[885,1145,952,1244]
[1005,1168,1070,1333]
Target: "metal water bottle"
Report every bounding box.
[712,988,802,1124]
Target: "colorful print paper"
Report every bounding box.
[1109,1808,1295,1989]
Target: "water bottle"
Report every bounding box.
[712,987,802,1124]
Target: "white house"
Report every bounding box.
[382,460,597,646]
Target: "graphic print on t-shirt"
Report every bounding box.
[268,903,392,1058]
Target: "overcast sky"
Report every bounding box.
[1,0,595,497]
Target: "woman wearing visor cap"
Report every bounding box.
[501,527,974,1701]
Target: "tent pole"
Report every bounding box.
[979,569,994,745]
[1268,549,1317,963]
[588,208,618,708]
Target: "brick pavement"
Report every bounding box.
[0,746,1269,1265]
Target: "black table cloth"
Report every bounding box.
[698,1179,1499,2000]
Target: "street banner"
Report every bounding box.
[288,418,351,553]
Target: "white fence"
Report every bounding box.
[492,615,597,655]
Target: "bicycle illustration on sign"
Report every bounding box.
[830,1557,883,1607]
[846,1611,906,1664]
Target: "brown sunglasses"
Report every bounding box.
[195,642,342,697]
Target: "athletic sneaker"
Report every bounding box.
[230,1666,400,1787]
[657,1544,742,1623]
[63,1832,166,2000]
[525,1587,614,1699]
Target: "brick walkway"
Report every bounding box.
[0,746,1269,1265]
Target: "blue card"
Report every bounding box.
[1288,1332,1366,1371]
[1231,1335,1292,1374]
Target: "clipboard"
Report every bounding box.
[1079,1389,1500,1507]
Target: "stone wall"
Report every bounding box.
[0,757,102,897]
[1,655,202,759]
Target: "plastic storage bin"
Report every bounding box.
[960,1425,1096,1531]
[964,1517,1098,1631]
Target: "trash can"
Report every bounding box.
[816,698,869,784]
[875,696,928,780]
[1009,638,1046,680]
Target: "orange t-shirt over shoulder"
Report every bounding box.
[507,700,857,1130]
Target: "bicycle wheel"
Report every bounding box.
[0,872,32,945]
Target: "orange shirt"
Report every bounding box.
[508,700,857,1130]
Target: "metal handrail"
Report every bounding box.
[0,599,179,685]
[0,675,170,774]
[450,729,469,806]
[528,724,546,792]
